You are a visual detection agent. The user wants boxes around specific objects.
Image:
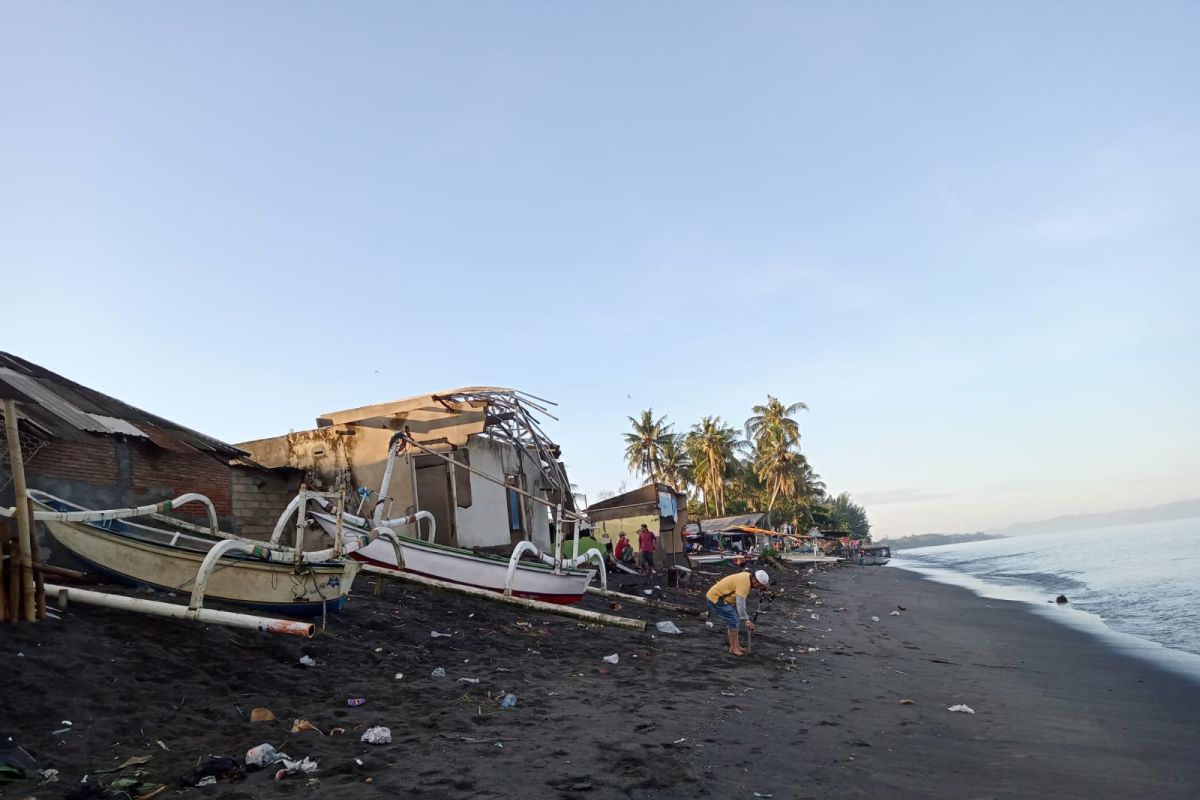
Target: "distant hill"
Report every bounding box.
[999,497,1200,536]
[891,532,1001,550]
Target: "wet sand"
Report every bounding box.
[2,564,1198,799]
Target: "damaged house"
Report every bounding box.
[238,388,576,554]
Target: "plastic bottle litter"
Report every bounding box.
[246,743,286,768]
[655,621,683,635]
[299,655,317,668]
[500,694,518,708]
[431,667,446,678]
[360,727,392,745]
[601,654,619,664]
[947,704,975,714]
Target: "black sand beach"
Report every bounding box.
[3,565,1198,799]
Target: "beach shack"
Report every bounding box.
[584,483,689,569]
[0,351,298,538]
[239,388,574,554]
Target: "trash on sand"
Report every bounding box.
[810,613,820,620]
[897,605,907,611]
[274,756,318,781]
[361,727,392,745]
[458,677,480,684]
[705,621,714,628]
[299,655,317,668]
[394,673,404,680]
[643,590,654,595]
[245,744,286,768]
[500,694,518,708]
[183,755,245,785]
[40,768,59,783]
[673,738,687,744]
[347,697,366,707]
[609,602,623,611]
[431,630,453,638]
[754,793,774,798]
[889,610,901,616]
[655,621,683,635]
[250,707,275,722]
[947,704,975,714]
[291,719,323,735]
[871,616,880,622]
[157,740,170,751]
[601,654,619,664]
[431,667,447,678]
[899,699,915,705]
[1056,594,1068,604]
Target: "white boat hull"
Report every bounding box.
[311,513,594,604]
[35,497,358,616]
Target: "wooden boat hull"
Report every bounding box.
[33,494,358,616]
[311,513,594,604]
[689,553,752,567]
[782,554,843,565]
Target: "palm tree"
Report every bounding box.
[752,426,801,523]
[686,416,745,516]
[657,434,693,492]
[623,409,673,483]
[745,395,808,448]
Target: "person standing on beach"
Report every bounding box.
[705,570,770,656]
[637,523,657,575]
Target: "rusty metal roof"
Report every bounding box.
[0,352,242,458]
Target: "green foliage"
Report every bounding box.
[628,394,870,537]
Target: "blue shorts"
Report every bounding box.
[706,598,741,630]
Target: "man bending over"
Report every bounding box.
[705,569,770,656]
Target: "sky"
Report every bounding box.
[2,2,1198,537]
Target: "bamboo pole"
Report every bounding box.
[585,586,698,615]
[6,538,17,623]
[3,399,36,622]
[361,564,646,631]
[0,531,8,621]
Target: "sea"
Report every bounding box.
[891,516,1200,681]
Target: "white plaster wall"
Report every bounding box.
[453,439,511,549]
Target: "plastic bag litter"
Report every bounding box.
[394,673,404,680]
[947,704,975,714]
[246,743,287,768]
[655,621,683,635]
[299,655,317,668]
[601,654,619,664]
[430,630,452,638]
[360,727,391,745]
[500,694,518,708]
[458,677,480,684]
[889,610,901,616]
[274,756,318,781]
[871,616,880,622]
[431,667,447,678]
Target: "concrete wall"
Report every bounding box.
[230,466,303,541]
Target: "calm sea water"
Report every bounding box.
[891,516,1200,680]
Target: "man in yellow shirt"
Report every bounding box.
[705,569,770,656]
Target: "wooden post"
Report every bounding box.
[6,537,17,623]
[34,565,45,621]
[0,530,8,621]
[3,399,36,622]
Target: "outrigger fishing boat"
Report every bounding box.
[309,510,596,604]
[29,489,369,616]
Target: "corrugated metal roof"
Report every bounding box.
[88,414,148,438]
[0,367,102,432]
[0,352,243,458]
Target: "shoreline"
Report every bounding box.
[891,557,1200,683]
[2,564,1198,798]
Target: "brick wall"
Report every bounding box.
[130,443,232,518]
[25,437,118,486]
[231,466,302,541]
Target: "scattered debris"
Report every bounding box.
[899,699,915,705]
[274,756,318,781]
[1056,595,1068,604]
[889,610,901,617]
[871,616,880,622]
[655,621,683,635]
[431,667,447,678]
[947,704,975,714]
[183,755,245,785]
[394,673,404,680]
[346,697,366,707]
[250,707,275,722]
[431,630,453,638]
[500,694,518,708]
[361,727,391,745]
[458,677,480,684]
[299,655,317,668]
[601,654,619,664]
[245,744,285,768]
[291,719,323,735]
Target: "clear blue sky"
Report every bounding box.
[3,2,1197,536]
